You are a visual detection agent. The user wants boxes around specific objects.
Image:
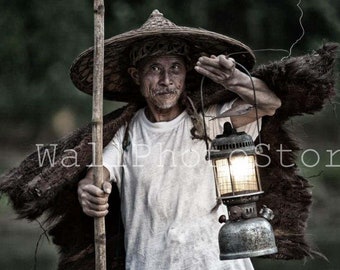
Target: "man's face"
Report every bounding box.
[134,55,186,110]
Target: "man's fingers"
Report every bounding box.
[219,56,236,70]
[82,184,106,197]
[194,65,225,82]
[77,175,111,218]
[83,200,109,211]
[80,197,109,217]
[81,192,109,205]
[80,182,111,196]
[196,56,236,82]
[196,63,224,76]
[84,209,109,218]
[197,56,220,68]
[197,55,235,71]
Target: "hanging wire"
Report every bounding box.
[235,62,263,151]
[33,219,50,270]
[200,76,210,158]
[223,0,306,62]
[281,0,305,61]
[227,48,290,59]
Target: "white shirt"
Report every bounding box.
[103,102,260,270]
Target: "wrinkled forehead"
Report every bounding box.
[130,38,190,67]
[137,54,186,68]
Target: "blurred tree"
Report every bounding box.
[0,0,94,144]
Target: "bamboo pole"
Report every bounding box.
[92,0,106,269]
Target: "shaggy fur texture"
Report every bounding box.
[0,43,338,269]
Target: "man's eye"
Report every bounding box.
[171,64,182,71]
[151,65,161,72]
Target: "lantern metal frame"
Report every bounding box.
[208,122,278,260]
[209,123,263,201]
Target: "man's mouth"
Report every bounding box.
[154,89,178,96]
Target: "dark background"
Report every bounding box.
[0,0,339,269]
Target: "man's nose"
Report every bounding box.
[160,71,172,86]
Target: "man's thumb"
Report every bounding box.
[103,181,112,194]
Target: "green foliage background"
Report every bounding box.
[0,0,339,269]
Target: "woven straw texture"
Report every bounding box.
[70,10,255,102]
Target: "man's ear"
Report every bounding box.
[128,67,140,85]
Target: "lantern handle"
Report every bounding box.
[234,62,263,153]
[199,62,263,159]
[199,76,210,160]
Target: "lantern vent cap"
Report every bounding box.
[209,123,256,158]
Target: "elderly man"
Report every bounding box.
[1,8,336,270]
[77,11,281,270]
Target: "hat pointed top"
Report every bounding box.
[150,9,163,17]
[139,9,178,31]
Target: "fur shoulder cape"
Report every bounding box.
[0,43,338,269]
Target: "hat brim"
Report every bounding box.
[70,26,255,102]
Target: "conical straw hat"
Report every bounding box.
[70,10,255,102]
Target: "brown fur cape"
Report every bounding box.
[0,43,338,269]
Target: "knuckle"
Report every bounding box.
[99,199,106,205]
[88,210,96,217]
[96,197,106,204]
[99,205,107,211]
[94,190,103,197]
